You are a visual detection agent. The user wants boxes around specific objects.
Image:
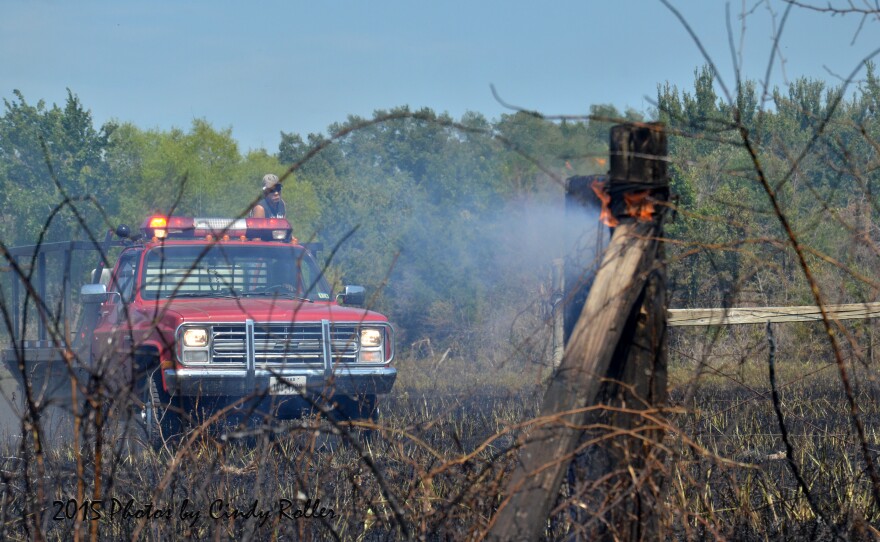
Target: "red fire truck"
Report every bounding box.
[2,215,396,445]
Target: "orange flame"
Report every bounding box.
[591,179,618,227]
[624,191,655,221]
[591,180,656,226]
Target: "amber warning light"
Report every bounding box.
[148,216,168,238]
[141,216,195,239]
[149,217,167,229]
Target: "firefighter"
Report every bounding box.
[250,173,286,218]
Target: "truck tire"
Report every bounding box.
[142,368,179,450]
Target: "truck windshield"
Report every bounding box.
[141,245,332,301]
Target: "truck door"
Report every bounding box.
[93,250,142,364]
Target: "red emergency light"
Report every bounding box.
[140,216,293,242]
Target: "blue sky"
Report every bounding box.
[2,1,878,153]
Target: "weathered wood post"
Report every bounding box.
[486,123,669,541]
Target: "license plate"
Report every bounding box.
[268,376,306,395]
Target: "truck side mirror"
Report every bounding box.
[337,285,366,307]
[81,283,110,304]
[90,268,112,287]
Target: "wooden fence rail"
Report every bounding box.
[667,302,880,326]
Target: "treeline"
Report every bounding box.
[659,65,880,314]
[2,65,879,356]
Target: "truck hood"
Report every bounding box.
[147,297,388,324]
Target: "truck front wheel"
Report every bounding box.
[142,369,180,449]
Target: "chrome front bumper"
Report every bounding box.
[164,366,397,397]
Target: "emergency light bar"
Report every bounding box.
[140,216,293,242]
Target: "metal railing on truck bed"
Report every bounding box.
[2,236,125,361]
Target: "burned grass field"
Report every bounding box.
[0,357,543,541]
[669,375,880,540]
[665,324,880,541]
[0,340,879,540]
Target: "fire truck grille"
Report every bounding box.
[209,324,359,365]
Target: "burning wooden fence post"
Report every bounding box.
[487,123,669,541]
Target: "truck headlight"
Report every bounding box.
[183,327,209,347]
[359,327,384,362]
[360,328,383,348]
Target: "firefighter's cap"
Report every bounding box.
[262,174,280,190]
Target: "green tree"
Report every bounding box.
[0,89,116,244]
